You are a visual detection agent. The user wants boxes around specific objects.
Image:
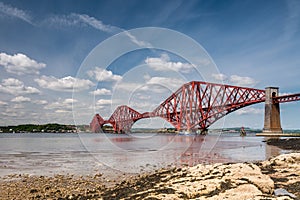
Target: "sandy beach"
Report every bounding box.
[0,138,299,200]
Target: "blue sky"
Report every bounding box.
[0,0,300,129]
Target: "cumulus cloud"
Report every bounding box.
[0,52,46,75]
[12,104,24,109]
[0,78,40,95]
[128,101,156,111]
[34,75,94,92]
[55,109,70,113]
[87,67,122,82]
[44,98,78,113]
[96,99,112,105]
[235,107,263,115]
[63,98,78,104]
[145,53,194,73]
[229,75,258,87]
[212,73,228,81]
[279,92,291,96]
[0,2,32,24]
[33,100,48,105]
[90,88,112,95]
[114,76,185,94]
[2,108,21,117]
[211,73,258,87]
[11,96,31,102]
[0,100,8,106]
[144,77,185,92]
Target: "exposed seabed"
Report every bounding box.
[256,133,300,137]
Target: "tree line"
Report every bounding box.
[0,123,77,133]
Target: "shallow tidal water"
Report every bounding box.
[0,132,287,177]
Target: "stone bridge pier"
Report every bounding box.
[262,87,283,133]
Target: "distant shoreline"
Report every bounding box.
[1,124,300,134]
[0,123,83,133]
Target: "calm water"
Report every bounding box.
[0,132,285,177]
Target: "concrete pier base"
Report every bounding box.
[262,87,283,134]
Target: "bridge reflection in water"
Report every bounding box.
[82,132,285,173]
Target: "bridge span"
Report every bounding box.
[90,81,300,134]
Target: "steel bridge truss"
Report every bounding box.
[90,81,298,133]
[152,81,266,132]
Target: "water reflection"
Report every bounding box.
[0,133,288,176]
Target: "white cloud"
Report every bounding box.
[87,67,122,82]
[210,73,258,87]
[11,96,31,102]
[144,77,185,92]
[235,107,263,115]
[0,100,8,106]
[123,31,152,47]
[136,94,151,100]
[35,75,94,92]
[44,101,65,110]
[47,13,119,33]
[47,13,150,47]
[0,78,40,95]
[12,104,24,109]
[44,98,78,110]
[96,99,112,105]
[113,82,143,92]
[55,109,71,113]
[279,92,291,96]
[75,14,119,33]
[2,108,21,117]
[0,2,32,24]
[63,98,78,104]
[229,75,258,87]
[212,73,228,81]
[0,52,46,75]
[128,101,156,111]
[145,53,194,73]
[33,100,48,105]
[113,76,185,93]
[90,88,112,95]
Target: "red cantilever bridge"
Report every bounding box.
[90,81,300,134]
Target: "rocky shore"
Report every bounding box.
[1,140,299,199]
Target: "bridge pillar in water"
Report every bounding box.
[263,87,283,133]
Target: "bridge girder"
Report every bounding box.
[90,114,105,133]
[91,81,300,133]
[152,81,266,131]
[108,105,142,133]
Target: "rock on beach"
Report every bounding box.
[0,153,299,199]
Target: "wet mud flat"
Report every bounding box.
[1,137,300,200]
[1,152,299,200]
[266,138,300,150]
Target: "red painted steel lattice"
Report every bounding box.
[273,93,300,103]
[152,81,266,132]
[90,114,105,133]
[91,81,269,133]
[108,105,143,133]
